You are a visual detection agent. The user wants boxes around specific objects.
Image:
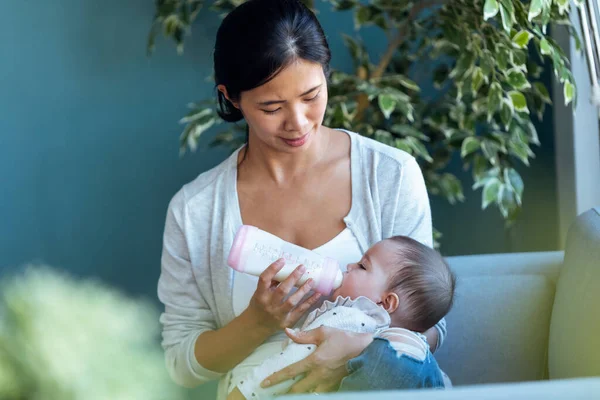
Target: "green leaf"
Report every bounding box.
[482,178,502,209]
[506,68,531,90]
[487,82,503,121]
[481,139,500,164]
[512,30,533,49]
[564,80,575,106]
[395,76,420,92]
[500,98,514,129]
[533,81,552,104]
[405,137,433,163]
[539,38,552,55]
[498,184,518,218]
[333,0,358,11]
[378,94,396,119]
[484,0,500,20]
[179,108,213,124]
[508,91,529,113]
[377,74,420,92]
[508,131,532,166]
[342,34,363,63]
[374,129,394,145]
[528,0,543,21]
[523,120,541,146]
[510,50,527,70]
[496,44,509,70]
[390,124,430,141]
[438,173,465,204]
[481,52,495,77]
[461,137,480,158]
[472,154,488,181]
[555,0,569,15]
[472,67,485,94]
[354,5,370,29]
[504,167,524,205]
[499,0,515,34]
[450,52,476,79]
[394,139,412,154]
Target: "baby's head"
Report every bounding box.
[332,236,456,332]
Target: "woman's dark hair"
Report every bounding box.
[214,0,331,123]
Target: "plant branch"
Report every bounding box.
[372,0,443,79]
[355,0,444,121]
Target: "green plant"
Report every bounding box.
[0,266,185,400]
[148,0,582,227]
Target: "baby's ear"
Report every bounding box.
[381,292,400,314]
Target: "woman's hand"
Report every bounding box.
[261,326,373,393]
[244,259,322,333]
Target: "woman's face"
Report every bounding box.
[236,59,328,152]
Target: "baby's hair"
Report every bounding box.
[385,236,456,333]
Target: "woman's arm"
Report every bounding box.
[194,261,320,373]
[159,192,320,387]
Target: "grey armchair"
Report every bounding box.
[287,207,600,399]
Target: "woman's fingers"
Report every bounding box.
[286,371,319,394]
[261,352,320,388]
[285,326,325,345]
[288,291,321,320]
[257,258,286,291]
[280,276,315,311]
[272,264,306,304]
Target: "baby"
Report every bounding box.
[227,235,456,399]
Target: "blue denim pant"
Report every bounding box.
[339,338,445,391]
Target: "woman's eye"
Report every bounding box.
[305,92,320,102]
[358,263,366,270]
[262,108,280,114]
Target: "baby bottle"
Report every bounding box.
[228,225,343,295]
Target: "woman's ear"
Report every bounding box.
[217,85,240,109]
[380,292,400,314]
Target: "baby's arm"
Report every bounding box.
[375,328,428,360]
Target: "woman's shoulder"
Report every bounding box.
[341,129,415,166]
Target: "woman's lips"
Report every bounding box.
[281,130,311,147]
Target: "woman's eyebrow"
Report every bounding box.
[257,84,322,106]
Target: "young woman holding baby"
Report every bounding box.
[158,1,451,398]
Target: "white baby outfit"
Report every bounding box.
[229,296,430,399]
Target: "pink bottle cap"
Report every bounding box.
[228,225,257,273]
[314,258,341,295]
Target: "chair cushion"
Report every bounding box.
[435,275,555,385]
[549,207,600,379]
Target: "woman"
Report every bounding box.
[157,0,447,397]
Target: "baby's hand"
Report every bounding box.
[226,387,246,400]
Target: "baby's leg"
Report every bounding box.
[227,387,246,400]
[339,338,444,392]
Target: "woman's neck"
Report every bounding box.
[239,126,331,186]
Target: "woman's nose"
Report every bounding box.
[284,106,309,132]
